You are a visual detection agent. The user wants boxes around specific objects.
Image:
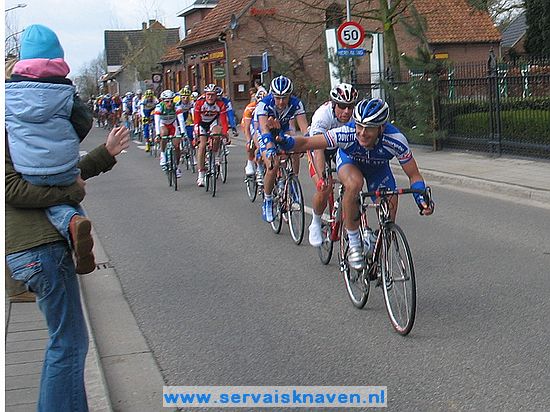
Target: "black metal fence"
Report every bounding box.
[356,55,550,159]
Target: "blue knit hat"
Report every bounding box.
[20,24,64,60]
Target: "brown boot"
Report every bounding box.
[69,215,96,274]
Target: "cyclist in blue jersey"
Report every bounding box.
[273,97,434,269]
[255,75,309,222]
[140,90,159,152]
[215,86,238,139]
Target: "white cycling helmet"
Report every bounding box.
[160,89,175,100]
[204,83,217,93]
[330,83,358,105]
[353,98,389,127]
[255,89,267,100]
[136,89,143,95]
[270,75,293,97]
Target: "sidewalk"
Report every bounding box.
[5,142,549,411]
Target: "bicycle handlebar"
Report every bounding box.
[360,187,434,215]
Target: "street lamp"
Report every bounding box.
[5,3,27,13]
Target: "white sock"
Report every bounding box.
[265,194,272,201]
[247,160,254,167]
[347,229,361,248]
[311,213,322,226]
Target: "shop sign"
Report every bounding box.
[200,50,225,61]
[213,67,226,79]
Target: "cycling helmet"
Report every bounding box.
[191,91,199,100]
[125,91,133,97]
[136,89,143,95]
[144,89,154,98]
[204,83,217,93]
[330,83,358,105]
[105,94,111,99]
[214,86,224,97]
[353,98,389,127]
[255,89,267,100]
[180,87,191,97]
[270,75,293,97]
[160,89,175,100]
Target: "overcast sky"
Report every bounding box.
[5,0,186,76]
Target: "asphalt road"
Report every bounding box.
[80,127,550,411]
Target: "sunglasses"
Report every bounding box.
[336,102,355,110]
[163,99,173,103]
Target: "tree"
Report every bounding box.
[468,0,524,28]
[74,53,107,100]
[524,0,550,57]
[123,26,169,81]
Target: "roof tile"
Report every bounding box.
[415,0,501,43]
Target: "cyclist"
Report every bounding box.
[99,94,113,128]
[215,86,238,139]
[154,89,185,178]
[112,93,123,125]
[272,98,434,269]
[132,89,143,135]
[193,83,228,187]
[122,91,134,132]
[307,83,358,247]
[242,88,267,176]
[255,75,309,222]
[176,86,195,143]
[141,89,158,152]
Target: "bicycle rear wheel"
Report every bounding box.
[172,149,178,191]
[245,175,257,202]
[380,223,416,335]
[339,223,369,308]
[210,150,217,197]
[287,176,304,245]
[270,185,283,234]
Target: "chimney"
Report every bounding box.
[149,19,155,28]
[142,22,147,30]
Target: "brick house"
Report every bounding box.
[102,20,180,95]
[160,0,501,113]
[501,12,527,60]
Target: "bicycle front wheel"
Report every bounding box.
[270,185,283,234]
[380,223,416,335]
[318,220,334,265]
[219,142,228,184]
[172,149,178,191]
[287,176,305,245]
[339,223,369,308]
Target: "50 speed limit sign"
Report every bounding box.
[337,21,365,49]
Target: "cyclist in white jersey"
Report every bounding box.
[132,89,142,135]
[307,83,358,247]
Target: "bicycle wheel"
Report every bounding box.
[166,150,173,188]
[380,223,416,335]
[245,175,257,202]
[339,223,369,308]
[287,176,305,245]
[219,142,228,184]
[318,220,334,265]
[270,185,283,234]
[210,150,217,197]
[172,149,178,191]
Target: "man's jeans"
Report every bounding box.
[6,242,89,412]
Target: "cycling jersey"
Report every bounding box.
[193,97,228,135]
[220,96,237,128]
[140,97,158,117]
[254,94,306,134]
[99,97,112,112]
[153,102,184,136]
[324,122,414,193]
[122,96,133,115]
[132,95,142,114]
[241,101,258,138]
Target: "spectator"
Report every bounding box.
[5,24,96,274]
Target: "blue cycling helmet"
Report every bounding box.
[270,75,293,97]
[353,98,389,127]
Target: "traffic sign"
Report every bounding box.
[337,21,365,49]
[262,51,269,73]
[337,48,366,57]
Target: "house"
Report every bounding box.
[177,0,219,37]
[501,12,527,59]
[102,20,180,95]
[161,0,501,113]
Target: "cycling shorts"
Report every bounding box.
[336,149,396,200]
[195,119,220,137]
[161,123,177,137]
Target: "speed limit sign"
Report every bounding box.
[337,21,365,49]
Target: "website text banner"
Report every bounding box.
[163,386,387,408]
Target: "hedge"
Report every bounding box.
[451,109,550,143]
